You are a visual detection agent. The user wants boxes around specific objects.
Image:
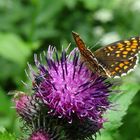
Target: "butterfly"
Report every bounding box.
[72,31,140,78]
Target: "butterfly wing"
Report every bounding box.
[96,55,138,78]
[94,37,140,78]
[95,37,140,60]
[72,31,109,76]
[72,32,139,78]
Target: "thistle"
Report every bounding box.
[14,46,113,140]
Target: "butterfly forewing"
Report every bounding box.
[95,37,140,61]
[72,31,108,76]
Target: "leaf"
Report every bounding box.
[0,32,31,65]
[0,131,17,140]
[81,0,99,10]
[35,0,65,25]
[104,79,140,131]
[0,87,11,113]
[97,74,140,140]
[64,0,77,9]
[0,57,22,82]
[0,88,18,131]
[96,133,113,140]
[0,127,5,133]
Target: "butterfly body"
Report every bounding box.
[72,31,140,78]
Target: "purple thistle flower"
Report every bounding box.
[13,45,115,140]
[14,92,29,116]
[14,92,66,140]
[32,46,112,125]
[29,130,50,140]
[14,92,41,121]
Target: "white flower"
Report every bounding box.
[94,9,113,23]
[131,0,140,12]
[101,32,120,46]
[92,26,104,36]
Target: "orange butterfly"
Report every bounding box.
[72,31,140,78]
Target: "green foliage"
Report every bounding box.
[119,91,140,140]
[104,79,140,131]
[0,131,17,140]
[0,88,20,135]
[0,33,31,65]
[97,76,140,140]
[0,0,140,139]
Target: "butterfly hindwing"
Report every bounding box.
[99,56,138,78]
[111,56,138,77]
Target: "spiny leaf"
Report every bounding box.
[104,79,140,131]
[97,73,140,140]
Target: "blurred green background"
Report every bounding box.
[0,0,140,140]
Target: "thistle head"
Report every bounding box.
[14,45,114,139]
[33,46,111,124]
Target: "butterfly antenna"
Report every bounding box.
[90,39,102,50]
[65,43,71,52]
